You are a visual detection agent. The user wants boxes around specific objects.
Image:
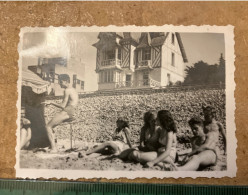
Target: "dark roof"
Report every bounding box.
[93,32,188,62]
[136,33,151,49]
[150,32,169,47]
[175,33,188,63]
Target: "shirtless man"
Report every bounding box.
[43,74,78,153]
[173,116,220,171]
[202,106,226,154]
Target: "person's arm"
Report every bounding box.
[139,127,146,148]
[146,131,174,167]
[51,89,70,109]
[188,132,216,157]
[124,127,133,148]
[218,122,226,154]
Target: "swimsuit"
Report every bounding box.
[158,130,177,162]
[112,128,130,152]
[63,105,75,118]
[207,147,219,166]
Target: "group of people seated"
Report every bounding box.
[20,74,226,171]
[86,106,226,171]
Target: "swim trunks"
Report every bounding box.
[63,105,75,118]
[207,147,219,166]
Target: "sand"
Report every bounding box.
[19,139,227,172]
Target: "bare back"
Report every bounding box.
[204,119,219,134]
[65,87,79,107]
[204,120,220,150]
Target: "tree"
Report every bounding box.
[184,61,210,85]
[183,54,225,85]
[217,53,225,83]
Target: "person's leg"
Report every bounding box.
[46,111,69,153]
[174,150,216,171]
[20,128,28,150]
[23,127,32,149]
[129,150,158,164]
[118,148,136,160]
[86,142,118,155]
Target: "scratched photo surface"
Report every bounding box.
[15,26,236,179]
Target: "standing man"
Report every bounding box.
[43,74,79,153]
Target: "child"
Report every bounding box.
[172,116,219,171]
[43,74,79,153]
[86,117,132,156]
[20,107,31,150]
[129,110,177,168]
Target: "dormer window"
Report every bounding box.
[142,48,151,61]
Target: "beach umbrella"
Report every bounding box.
[22,69,51,94]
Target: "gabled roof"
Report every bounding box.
[175,33,188,63]
[136,33,151,49]
[150,32,169,47]
[93,32,188,63]
[93,32,121,50]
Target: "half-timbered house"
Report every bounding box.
[93,32,188,91]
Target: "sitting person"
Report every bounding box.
[20,107,31,150]
[138,111,161,152]
[202,105,226,154]
[128,110,178,168]
[86,117,132,156]
[118,111,161,160]
[172,116,220,171]
[42,74,79,153]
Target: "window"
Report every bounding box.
[167,73,171,85]
[172,33,175,44]
[106,50,115,60]
[73,75,77,88]
[99,70,114,83]
[171,52,175,66]
[81,81,84,90]
[118,48,121,60]
[143,71,149,86]
[142,48,151,61]
[126,75,132,87]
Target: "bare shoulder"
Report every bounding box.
[66,87,78,96]
[216,121,224,128]
[124,127,131,134]
[207,130,219,140]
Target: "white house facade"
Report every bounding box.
[93,32,188,91]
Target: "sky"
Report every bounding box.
[21,31,225,92]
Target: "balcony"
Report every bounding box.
[136,60,152,70]
[115,78,160,89]
[100,59,121,69]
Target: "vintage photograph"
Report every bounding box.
[16,26,236,179]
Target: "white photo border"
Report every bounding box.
[15,25,236,179]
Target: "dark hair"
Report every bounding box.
[188,116,204,128]
[157,110,177,133]
[116,117,129,129]
[59,74,70,83]
[202,105,216,117]
[143,111,156,128]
